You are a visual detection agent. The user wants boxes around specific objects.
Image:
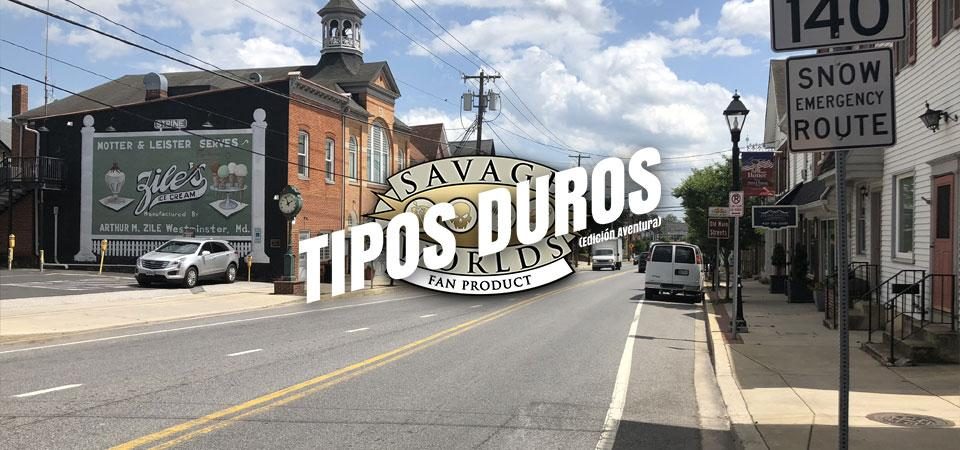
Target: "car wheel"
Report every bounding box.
[183,267,199,289]
[136,275,151,287]
[225,263,237,284]
[644,288,656,300]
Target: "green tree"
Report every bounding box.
[671,158,762,265]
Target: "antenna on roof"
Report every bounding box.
[43,0,52,112]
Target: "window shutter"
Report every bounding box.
[909,0,917,64]
[933,0,941,46]
[954,0,960,28]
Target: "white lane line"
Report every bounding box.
[345,327,369,333]
[227,349,263,357]
[419,314,437,318]
[12,384,83,398]
[596,299,644,450]
[0,293,440,356]
[470,304,483,308]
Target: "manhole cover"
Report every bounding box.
[866,412,954,428]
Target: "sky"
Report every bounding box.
[0,0,778,209]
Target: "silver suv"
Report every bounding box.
[136,239,240,288]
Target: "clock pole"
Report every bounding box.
[284,216,294,281]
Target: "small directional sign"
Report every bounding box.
[708,218,731,239]
[708,206,730,218]
[729,191,744,217]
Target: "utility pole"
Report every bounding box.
[463,71,500,156]
[569,153,591,167]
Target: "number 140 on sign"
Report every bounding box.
[770,0,905,51]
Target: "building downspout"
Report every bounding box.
[23,123,41,257]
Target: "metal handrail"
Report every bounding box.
[867,269,926,343]
[880,273,956,363]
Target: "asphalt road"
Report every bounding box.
[0,267,733,449]
[0,269,142,299]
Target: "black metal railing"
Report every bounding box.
[866,269,926,343]
[880,273,957,363]
[0,156,66,188]
[824,262,880,329]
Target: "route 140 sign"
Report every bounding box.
[770,0,905,51]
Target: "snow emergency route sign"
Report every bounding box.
[786,48,895,152]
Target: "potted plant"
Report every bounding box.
[770,243,787,294]
[788,244,813,303]
[813,278,830,312]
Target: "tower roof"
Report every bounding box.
[318,0,365,18]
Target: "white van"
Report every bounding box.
[643,242,704,302]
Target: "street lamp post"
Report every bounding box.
[724,92,749,334]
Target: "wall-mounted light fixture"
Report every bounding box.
[859,186,868,198]
[919,102,958,132]
[920,196,931,205]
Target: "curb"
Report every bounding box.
[702,289,769,450]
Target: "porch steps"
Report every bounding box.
[861,325,959,365]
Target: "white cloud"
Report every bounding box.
[404,1,763,174]
[182,33,314,69]
[717,0,770,38]
[658,9,701,36]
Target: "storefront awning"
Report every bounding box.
[775,180,827,207]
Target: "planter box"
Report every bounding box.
[788,279,813,303]
[770,275,787,294]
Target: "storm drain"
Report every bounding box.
[866,412,955,428]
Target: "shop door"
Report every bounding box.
[932,174,956,313]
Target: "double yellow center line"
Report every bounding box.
[113,271,627,449]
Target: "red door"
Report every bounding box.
[932,174,956,313]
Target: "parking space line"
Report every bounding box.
[227,349,263,357]
[419,314,437,318]
[345,327,369,333]
[470,304,483,308]
[12,384,83,398]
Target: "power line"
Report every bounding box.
[387,0,479,72]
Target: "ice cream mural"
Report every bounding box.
[88,131,255,238]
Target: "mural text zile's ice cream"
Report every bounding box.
[299,148,663,302]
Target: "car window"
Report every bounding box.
[675,246,696,264]
[156,241,199,254]
[651,245,672,262]
[200,243,215,254]
[210,242,229,253]
[594,249,614,256]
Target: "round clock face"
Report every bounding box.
[279,193,299,215]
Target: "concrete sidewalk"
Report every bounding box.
[0,278,413,340]
[704,280,960,450]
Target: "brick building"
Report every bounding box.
[3,0,446,279]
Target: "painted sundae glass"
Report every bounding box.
[104,162,125,203]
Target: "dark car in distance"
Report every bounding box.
[637,252,649,273]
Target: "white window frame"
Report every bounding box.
[397,145,406,171]
[325,138,335,183]
[368,125,389,184]
[297,131,309,179]
[348,137,358,180]
[856,185,867,255]
[893,174,915,259]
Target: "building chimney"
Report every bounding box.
[144,72,168,101]
[11,84,28,157]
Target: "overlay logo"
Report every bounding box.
[368,156,575,295]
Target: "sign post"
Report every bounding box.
[774,3,903,449]
[728,191,745,336]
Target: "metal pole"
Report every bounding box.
[715,238,720,291]
[836,150,851,450]
[731,131,747,335]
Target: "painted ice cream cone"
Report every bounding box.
[235,164,248,189]
[104,162,125,202]
[217,165,230,189]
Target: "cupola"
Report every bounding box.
[318,0,365,57]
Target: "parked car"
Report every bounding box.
[643,242,704,302]
[136,239,240,288]
[636,251,649,273]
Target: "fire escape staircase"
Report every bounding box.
[1,156,66,214]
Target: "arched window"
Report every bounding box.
[367,125,389,183]
[397,145,406,171]
[348,137,358,179]
[344,20,353,39]
[329,20,339,37]
[297,131,309,179]
[324,138,335,183]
